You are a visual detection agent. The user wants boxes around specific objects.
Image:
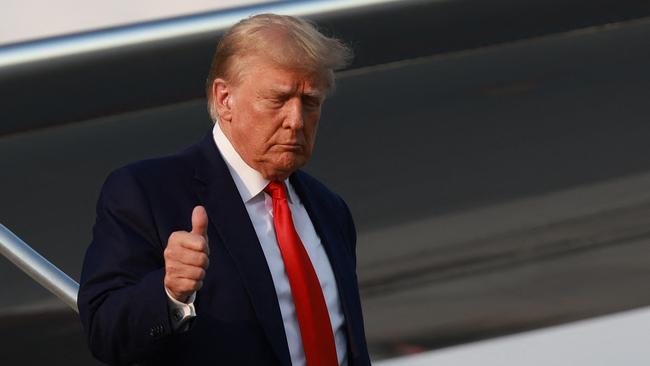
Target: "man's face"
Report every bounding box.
[215,56,327,181]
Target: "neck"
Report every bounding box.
[217,120,294,181]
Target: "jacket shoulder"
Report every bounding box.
[95,141,203,229]
[112,143,199,181]
[293,170,340,202]
[293,170,354,228]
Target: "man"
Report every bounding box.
[78,13,371,366]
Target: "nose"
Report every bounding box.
[282,97,304,130]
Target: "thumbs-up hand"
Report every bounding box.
[164,206,210,303]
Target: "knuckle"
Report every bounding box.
[164,246,175,260]
[200,255,210,269]
[170,231,190,246]
[167,262,178,272]
[199,237,208,249]
[167,269,175,278]
[190,267,204,280]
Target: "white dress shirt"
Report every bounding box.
[167,122,348,366]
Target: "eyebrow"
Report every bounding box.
[267,86,324,99]
[302,89,324,99]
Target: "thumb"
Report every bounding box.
[191,205,208,237]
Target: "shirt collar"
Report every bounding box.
[212,122,295,204]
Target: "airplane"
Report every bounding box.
[1,0,650,364]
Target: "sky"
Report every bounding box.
[0,0,277,45]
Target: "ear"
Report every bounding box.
[212,78,233,122]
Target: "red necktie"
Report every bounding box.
[264,181,339,366]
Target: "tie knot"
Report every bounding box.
[264,181,287,201]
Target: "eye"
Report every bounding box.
[302,96,322,109]
[267,98,284,108]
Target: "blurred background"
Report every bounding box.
[1,0,650,364]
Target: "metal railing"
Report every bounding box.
[0,223,79,313]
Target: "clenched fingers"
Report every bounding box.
[166,262,206,281]
[168,231,209,254]
[165,245,209,269]
[164,226,211,302]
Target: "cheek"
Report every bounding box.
[246,127,273,154]
[233,107,275,152]
[304,117,320,146]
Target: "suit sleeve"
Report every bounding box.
[78,167,173,365]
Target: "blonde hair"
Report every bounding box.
[205,13,352,121]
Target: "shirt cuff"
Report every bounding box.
[165,287,197,332]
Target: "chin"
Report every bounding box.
[267,154,308,180]
[283,152,309,168]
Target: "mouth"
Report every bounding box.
[275,143,303,152]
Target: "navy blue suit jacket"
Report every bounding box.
[78,133,371,365]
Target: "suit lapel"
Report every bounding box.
[290,172,362,362]
[191,133,292,366]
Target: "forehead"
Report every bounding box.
[235,55,327,93]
